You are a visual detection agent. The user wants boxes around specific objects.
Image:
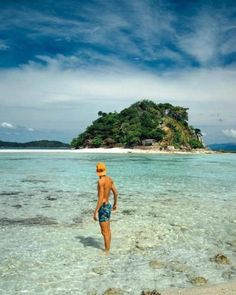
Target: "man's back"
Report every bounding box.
[98,175,115,203]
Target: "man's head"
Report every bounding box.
[96,162,107,177]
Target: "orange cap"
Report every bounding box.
[96,162,107,176]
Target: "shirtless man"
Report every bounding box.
[93,162,118,255]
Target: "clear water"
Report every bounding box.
[0,152,236,295]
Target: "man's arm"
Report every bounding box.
[93,179,104,221]
[111,181,118,211]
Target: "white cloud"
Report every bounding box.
[28,128,34,132]
[0,55,236,107]
[222,129,236,138]
[1,122,15,128]
[0,55,236,132]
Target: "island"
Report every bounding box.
[0,140,70,149]
[71,100,205,152]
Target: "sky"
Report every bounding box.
[0,0,236,144]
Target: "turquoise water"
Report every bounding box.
[0,152,236,294]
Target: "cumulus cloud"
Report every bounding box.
[1,122,15,128]
[0,55,236,108]
[222,129,236,138]
[0,122,35,132]
[0,54,235,135]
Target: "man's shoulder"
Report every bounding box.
[98,177,106,185]
[107,175,114,183]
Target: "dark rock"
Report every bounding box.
[103,288,123,295]
[122,209,136,215]
[0,191,21,196]
[141,290,161,295]
[213,254,230,265]
[46,197,57,201]
[12,204,22,208]
[0,216,58,226]
[190,276,207,286]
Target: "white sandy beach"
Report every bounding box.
[0,147,217,154]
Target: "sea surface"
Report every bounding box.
[0,152,236,295]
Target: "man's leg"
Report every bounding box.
[99,221,111,254]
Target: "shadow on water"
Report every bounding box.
[75,235,103,250]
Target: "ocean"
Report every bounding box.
[0,151,236,294]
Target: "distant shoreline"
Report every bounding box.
[0,147,220,154]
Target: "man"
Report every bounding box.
[93,162,118,255]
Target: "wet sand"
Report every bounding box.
[162,280,236,295]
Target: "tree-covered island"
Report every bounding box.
[71,100,204,150]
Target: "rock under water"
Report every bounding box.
[0,216,58,226]
[190,276,208,286]
[103,288,124,295]
[141,290,161,295]
[213,254,230,265]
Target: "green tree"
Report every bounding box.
[91,137,103,148]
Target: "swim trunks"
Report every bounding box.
[98,202,111,222]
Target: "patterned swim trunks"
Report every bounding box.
[98,202,112,222]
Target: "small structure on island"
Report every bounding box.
[166,145,175,151]
[142,139,156,146]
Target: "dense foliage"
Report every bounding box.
[71,100,204,149]
[0,140,69,148]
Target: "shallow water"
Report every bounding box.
[0,152,236,294]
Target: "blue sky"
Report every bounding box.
[0,0,236,144]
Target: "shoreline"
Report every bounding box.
[161,280,236,295]
[0,147,219,154]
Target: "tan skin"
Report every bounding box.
[93,175,118,255]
